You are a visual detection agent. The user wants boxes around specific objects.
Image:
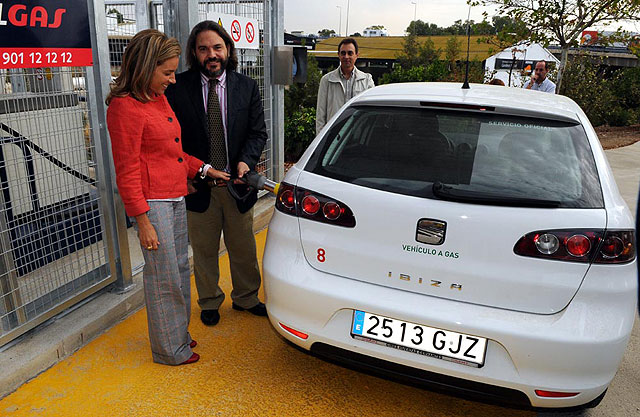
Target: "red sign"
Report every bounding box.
[581,30,598,45]
[230,19,241,42]
[0,1,92,69]
[245,22,255,43]
[1,47,92,68]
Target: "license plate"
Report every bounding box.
[351,310,487,367]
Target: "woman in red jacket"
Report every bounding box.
[106,29,228,365]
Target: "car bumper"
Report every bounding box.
[263,213,637,408]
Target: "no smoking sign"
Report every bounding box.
[230,20,242,42]
[245,22,255,44]
[206,12,259,49]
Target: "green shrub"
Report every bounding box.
[379,60,484,85]
[561,56,640,127]
[379,61,450,84]
[284,107,316,161]
[606,107,634,127]
[284,55,323,162]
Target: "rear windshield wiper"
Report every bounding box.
[432,182,561,208]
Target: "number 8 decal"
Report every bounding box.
[317,248,326,263]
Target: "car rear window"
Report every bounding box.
[305,106,604,208]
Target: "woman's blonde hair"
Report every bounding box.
[106,29,181,104]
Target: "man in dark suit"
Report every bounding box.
[165,21,267,326]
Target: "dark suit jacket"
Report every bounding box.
[165,69,267,213]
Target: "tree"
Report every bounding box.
[317,29,336,38]
[406,20,445,36]
[472,0,640,92]
[476,15,530,85]
[396,31,421,68]
[396,32,442,71]
[419,38,441,65]
[367,25,386,30]
[445,36,462,65]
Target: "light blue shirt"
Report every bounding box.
[524,77,556,94]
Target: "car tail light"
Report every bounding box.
[275,182,356,228]
[323,201,341,220]
[514,229,635,264]
[301,195,320,215]
[279,188,295,209]
[594,230,635,263]
[566,234,591,257]
[535,390,579,398]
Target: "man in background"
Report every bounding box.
[316,38,374,134]
[523,61,556,93]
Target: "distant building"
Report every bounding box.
[581,30,639,48]
[363,28,388,37]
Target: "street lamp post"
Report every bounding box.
[411,1,417,34]
[345,0,350,37]
[336,5,342,37]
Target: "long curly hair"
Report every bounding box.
[106,29,181,104]
[185,20,238,72]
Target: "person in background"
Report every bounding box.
[165,21,268,328]
[106,29,228,365]
[316,38,375,134]
[523,61,556,93]
[488,78,505,86]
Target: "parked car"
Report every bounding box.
[263,82,637,409]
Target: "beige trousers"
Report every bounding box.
[187,186,261,311]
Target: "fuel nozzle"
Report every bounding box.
[242,171,280,195]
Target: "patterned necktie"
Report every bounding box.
[207,79,227,170]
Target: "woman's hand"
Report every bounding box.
[135,213,159,250]
[206,167,231,181]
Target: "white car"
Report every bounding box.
[263,82,637,409]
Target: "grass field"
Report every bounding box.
[313,35,495,61]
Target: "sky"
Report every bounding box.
[283,0,640,37]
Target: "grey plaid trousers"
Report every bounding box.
[133,200,193,365]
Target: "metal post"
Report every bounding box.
[0,192,26,331]
[345,0,350,37]
[163,0,199,73]
[136,0,151,30]
[87,0,133,292]
[269,0,285,182]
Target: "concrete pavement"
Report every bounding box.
[0,143,638,416]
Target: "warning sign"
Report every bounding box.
[231,20,242,42]
[245,22,255,44]
[207,12,259,49]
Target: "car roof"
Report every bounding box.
[353,82,583,123]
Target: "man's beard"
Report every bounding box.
[197,56,228,78]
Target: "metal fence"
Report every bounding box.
[1,0,281,347]
[0,65,113,345]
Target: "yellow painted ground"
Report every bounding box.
[0,229,532,417]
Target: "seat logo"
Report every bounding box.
[416,219,446,245]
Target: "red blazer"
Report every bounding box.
[107,94,203,217]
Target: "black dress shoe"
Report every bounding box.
[232,302,267,316]
[200,309,220,326]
